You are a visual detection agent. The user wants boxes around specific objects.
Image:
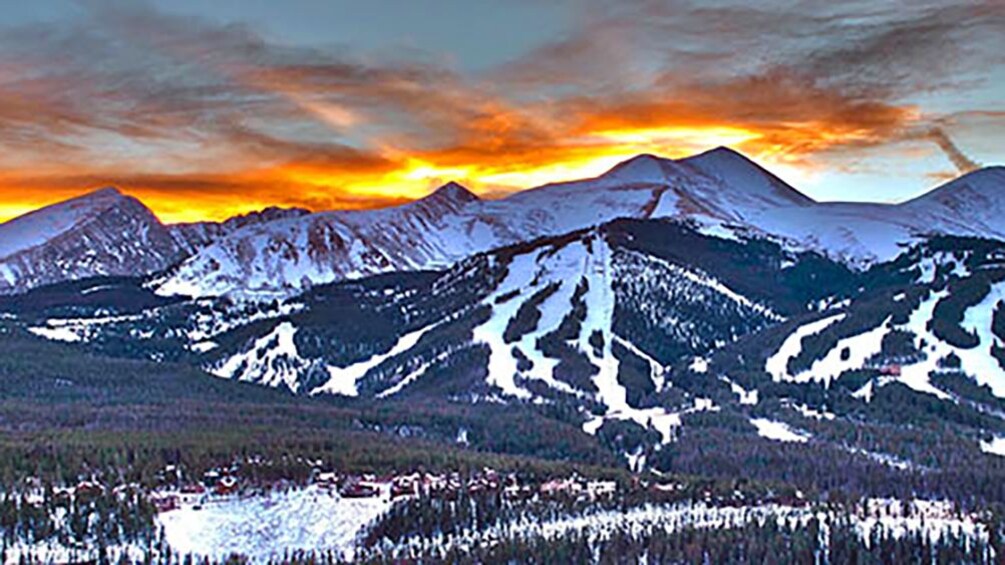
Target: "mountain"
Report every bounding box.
[169,206,312,253]
[147,149,799,298]
[153,148,1005,298]
[0,188,312,295]
[5,150,1001,298]
[0,218,859,443]
[0,188,191,295]
[7,217,1005,483]
[3,150,1005,561]
[899,167,1005,237]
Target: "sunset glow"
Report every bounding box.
[0,1,1000,224]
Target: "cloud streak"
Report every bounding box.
[0,0,1001,222]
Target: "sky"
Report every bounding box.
[0,0,1002,223]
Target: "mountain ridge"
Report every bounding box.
[1,149,1002,296]
[153,151,1005,298]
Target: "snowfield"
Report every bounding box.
[157,486,393,562]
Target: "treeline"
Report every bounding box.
[651,419,1005,509]
[0,488,161,562]
[250,515,1000,564]
[359,518,997,565]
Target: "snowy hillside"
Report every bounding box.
[0,188,126,259]
[762,236,1005,402]
[152,149,1005,298]
[0,189,314,295]
[9,218,868,468]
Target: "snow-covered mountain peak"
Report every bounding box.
[602,153,690,184]
[680,147,814,207]
[0,185,196,294]
[84,186,127,199]
[0,186,138,260]
[903,167,1005,207]
[897,166,1005,239]
[426,181,480,204]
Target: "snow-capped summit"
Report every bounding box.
[407,181,480,217]
[602,153,691,184]
[898,167,1005,238]
[426,181,480,204]
[7,149,1003,298]
[0,186,190,294]
[153,149,1005,298]
[170,206,313,253]
[680,147,814,208]
[0,187,134,260]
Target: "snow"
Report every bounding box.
[2,541,147,565]
[584,396,717,446]
[157,485,392,562]
[472,237,611,399]
[0,188,126,259]
[581,238,628,414]
[154,152,1005,299]
[689,357,709,373]
[793,319,891,387]
[312,322,439,397]
[956,280,1005,397]
[748,203,920,267]
[28,325,83,343]
[190,340,219,353]
[640,252,783,321]
[211,322,310,393]
[750,418,810,443]
[612,335,667,391]
[853,380,875,402]
[376,349,451,398]
[0,263,15,284]
[880,283,1005,401]
[766,313,846,382]
[734,384,759,405]
[852,498,990,546]
[892,289,956,399]
[379,498,990,561]
[980,436,1005,457]
[842,446,918,471]
[723,377,759,405]
[788,402,835,421]
[471,251,545,400]
[184,300,305,343]
[681,147,814,209]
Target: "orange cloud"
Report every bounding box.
[0,0,998,224]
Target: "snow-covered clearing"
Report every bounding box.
[27,325,84,343]
[157,486,392,562]
[750,418,810,443]
[980,436,1005,457]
